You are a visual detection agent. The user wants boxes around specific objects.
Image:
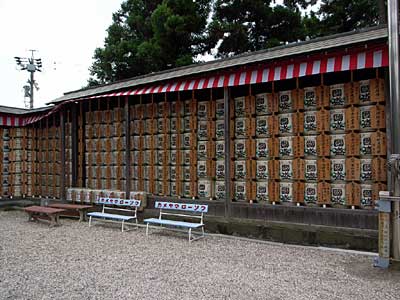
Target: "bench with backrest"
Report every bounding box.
[144,201,208,242]
[87,197,141,232]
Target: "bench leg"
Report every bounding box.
[146,223,149,236]
[189,228,192,243]
[89,216,92,228]
[78,210,85,222]
[121,220,125,232]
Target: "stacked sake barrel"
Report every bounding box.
[131,102,156,194]
[231,96,256,202]
[85,106,125,192]
[253,93,278,203]
[66,187,147,207]
[33,124,61,198]
[196,100,215,200]
[7,128,34,198]
[213,99,226,201]
[1,128,10,198]
[274,90,304,204]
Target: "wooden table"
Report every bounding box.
[48,203,93,222]
[24,206,66,227]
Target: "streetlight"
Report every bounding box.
[14,50,42,109]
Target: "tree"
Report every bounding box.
[315,0,380,37]
[207,0,309,58]
[88,0,211,86]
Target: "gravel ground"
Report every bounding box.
[1,210,399,300]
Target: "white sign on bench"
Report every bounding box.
[87,197,141,232]
[144,201,208,242]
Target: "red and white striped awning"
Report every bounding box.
[0,43,389,127]
[0,115,25,127]
[82,44,388,99]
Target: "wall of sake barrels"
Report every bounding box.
[227,70,387,208]
[0,127,34,198]
[30,117,61,198]
[83,99,126,192]
[124,69,387,209]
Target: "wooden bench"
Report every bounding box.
[87,197,141,232]
[144,201,208,242]
[48,203,93,222]
[24,206,66,227]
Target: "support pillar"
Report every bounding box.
[224,87,232,218]
[71,103,78,187]
[60,108,66,201]
[387,0,400,261]
[124,96,131,199]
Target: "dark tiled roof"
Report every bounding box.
[47,25,387,105]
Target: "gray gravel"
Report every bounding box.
[1,210,399,300]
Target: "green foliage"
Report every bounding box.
[88,0,211,86]
[207,0,308,58]
[316,0,380,36]
[88,0,383,86]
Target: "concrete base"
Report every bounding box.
[141,209,378,252]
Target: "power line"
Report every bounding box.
[14,50,42,109]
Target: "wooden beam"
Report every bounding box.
[224,86,232,218]
[71,103,78,187]
[60,108,66,201]
[124,96,131,199]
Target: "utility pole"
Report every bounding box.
[14,50,42,109]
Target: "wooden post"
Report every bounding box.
[124,96,131,199]
[60,108,66,201]
[224,86,232,217]
[71,103,78,187]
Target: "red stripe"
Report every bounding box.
[256,69,263,83]
[320,57,327,73]
[233,72,241,86]
[280,65,287,80]
[365,51,374,68]
[305,61,313,76]
[203,77,210,89]
[10,117,15,126]
[213,75,221,88]
[166,84,174,92]
[184,81,191,90]
[292,63,300,78]
[193,79,200,90]
[334,55,342,72]
[349,53,358,70]
[175,81,183,91]
[223,74,230,86]
[382,47,389,66]
[268,67,275,82]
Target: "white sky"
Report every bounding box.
[0,0,124,108]
[0,0,319,109]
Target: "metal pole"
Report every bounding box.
[224,87,232,218]
[388,0,400,261]
[29,70,34,109]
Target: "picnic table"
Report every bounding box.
[48,203,93,222]
[24,206,66,227]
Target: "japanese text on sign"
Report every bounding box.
[155,201,208,213]
[97,197,141,207]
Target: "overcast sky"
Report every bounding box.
[0,0,124,108]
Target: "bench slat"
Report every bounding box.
[144,218,204,228]
[88,212,135,221]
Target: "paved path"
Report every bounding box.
[0,210,399,300]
